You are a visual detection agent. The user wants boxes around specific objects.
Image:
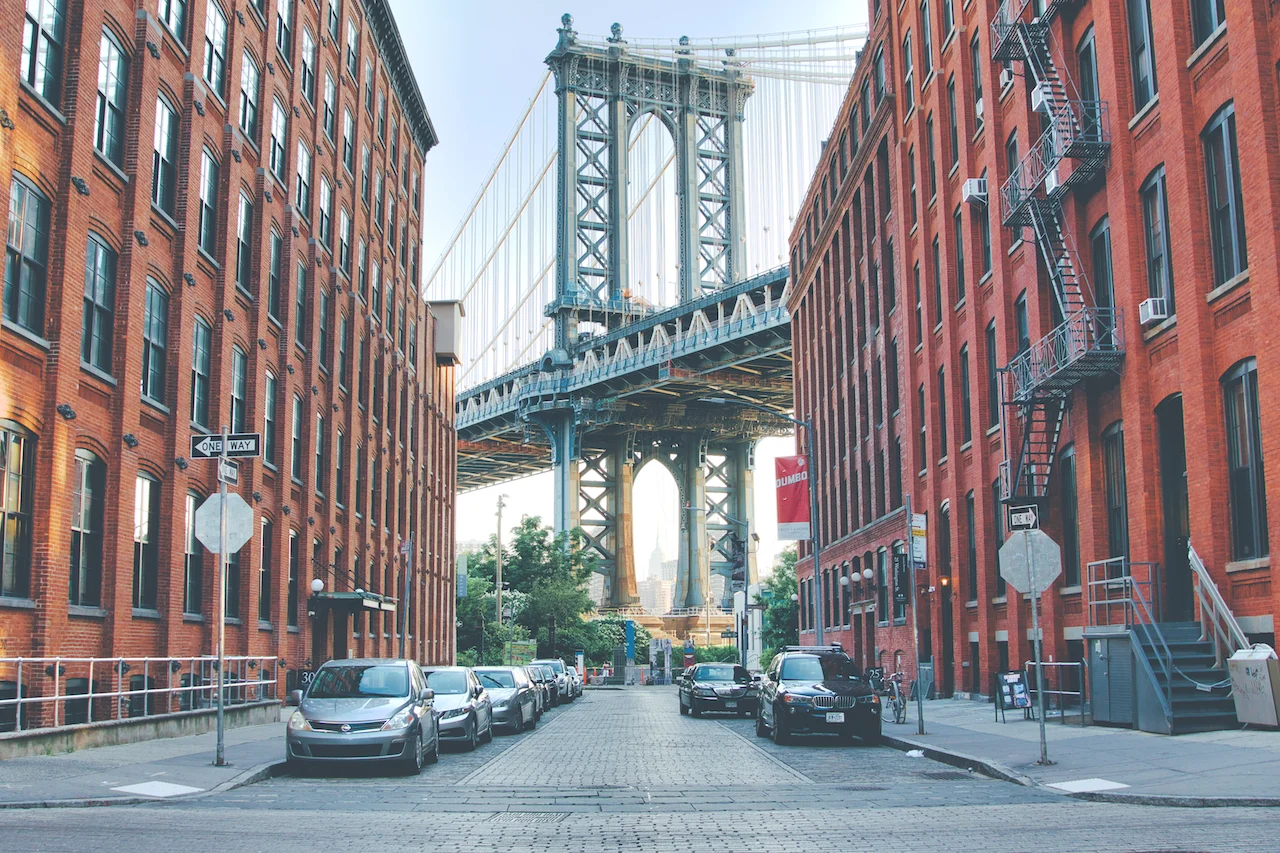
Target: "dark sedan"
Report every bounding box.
[755,646,881,744]
[678,663,757,717]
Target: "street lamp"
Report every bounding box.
[700,397,825,645]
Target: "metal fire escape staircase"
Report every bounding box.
[991,0,1122,504]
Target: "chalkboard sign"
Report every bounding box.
[993,670,1031,722]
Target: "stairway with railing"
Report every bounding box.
[990,0,1122,506]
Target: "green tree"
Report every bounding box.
[758,545,799,652]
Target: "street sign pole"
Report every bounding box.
[906,493,924,735]
[1025,529,1051,765]
[399,538,412,660]
[215,425,228,767]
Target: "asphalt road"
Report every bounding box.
[1,687,1274,852]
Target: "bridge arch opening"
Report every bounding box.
[631,455,680,615]
[626,110,680,312]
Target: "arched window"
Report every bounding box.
[1102,421,1129,560]
[70,450,106,607]
[0,424,36,598]
[133,472,161,610]
[1223,359,1268,559]
[1203,104,1247,287]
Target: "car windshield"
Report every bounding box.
[307,664,408,699]
[478,671,515,689]
[695,665,749,683]
[424,670,468,694]
[534,659,565,674]
[780,655,862,682]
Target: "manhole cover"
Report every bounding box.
[488,813,568,824]
[917,770,974,781]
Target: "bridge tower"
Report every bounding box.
[534,16,757,609]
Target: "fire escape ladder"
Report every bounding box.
[1008,397,1067,503]
[1027,198,1089,320]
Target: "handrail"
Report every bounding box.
[1000,99,1109,226]
[1187,542,1250,668]
[1004,306,1123,403]
[1085,557,1173,724]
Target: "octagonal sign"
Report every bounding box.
[998,529,1062,596]
[194,492,254,554]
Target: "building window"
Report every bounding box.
[1126,0,1158,111]
[390,120,400,170]
[371,259,381,317]
[916,384,927,469]
[970,35,984,130]
[1014,292,1029,353]
[1090,216,1114,311]
[346,19,359,78]
[920,0,933,80]
[338,314,350,388]
[1141,167,1174,312]
[264,371,278,466]
[198,150,219,256]
[985,321,999,429]
[908,146,917,226]
[959,345,972,445]
[322,72,336,140]
[374,171,384,229]
[230,345,247,433]
[1077,27,1101,135]
[1102,421,1129,559]
[317,288,331,370]
[22,0,67,107]
[876,550,889,622]
[81,234,116,374]
[358,335,369,406]
[887,338,900,412]
[912,262,923,347]
[203,2,228,96]
[991,479,1005,596]
[941,0,954,37]
[191,318,211,426]
[339,209,351,274]
[355,447,366,515]
[979,171,992,275]
[361,146,371,205]
[159,0,187,42]
[0,427,34,599]
[295,140,311,218]
[295,262,308,348]
[937,367,948,459]
[1192,0,1226,47]
[269,99,288,183]
[1223,359,1268,560]
[276,0,293,56]
[267,229,283,319]
[1059,446,1080,586]
[300,29,316,103]
[235,193,253,294]
[142,280,168,404]
[931,237,942,324]
[239,50,259,139]
[183,492,202,615]
[357,239,368,300]
[946,76,959,170]
[874,46,886,102]
[225,548,240,619]
[70,450,105,607]
[287,532,299,627]
[953,205,966,304]
[925,114,937,199]
[335,430,346,508]
[94,29,129,166]
[342,109,354,172]
[259,519,273,622]
[327,0,340,41]
[152,97,179,215]
[290,395,303,480]
[314,414,326,495]
[364,59,374,111]
[961,492,976,600]
[1203,105,1248,286]
[132,474,160,610]
[4,174,51,335]
[318,176,333,247]
[377,90,386,139]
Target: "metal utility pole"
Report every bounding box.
[906,493,924,736]
[399,537,412,660]
[215,425,228,767]
[495,495,506,625]
[1025,529,1050,765]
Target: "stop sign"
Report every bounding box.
[194,492,254,554]
[998,529,1062,596]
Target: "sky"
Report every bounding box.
[391,1,862,577]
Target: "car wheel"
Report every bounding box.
[285,756,307,776]
[773,707,791,745]
[527,708,538,730]
[690,699,702,718]
[481,716,493,744]
[402,729,423,775]
[755,709,769,738]
[465,716,478,751]
[425,723,440,764]
[679,695,689,715]
[861,729,882,746]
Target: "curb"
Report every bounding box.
[882,732,1280,808]
[0,759,288,810]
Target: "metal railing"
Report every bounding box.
[1085,557,1174,721]
[1001,100,1109,226]
[1188,542,1251,668]
[990,0,1035,59]
[1004,307,1123,403]
[0,655,278,734]
[1023,659,1088,726]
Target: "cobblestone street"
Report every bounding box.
[1,688,1275,852]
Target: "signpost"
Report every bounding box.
[399,538,412,660]
[998,527,1062,766]
[906,497,925,734]
[192,428,260,767]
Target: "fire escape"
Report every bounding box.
[991,0,1123,504]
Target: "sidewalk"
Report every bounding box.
[0,708,285,808]
[884,698,1280,805]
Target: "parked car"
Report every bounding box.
[423,666,493,751]
[285,658,439,775]
[531,658,572,702]
[474,666,537,732]
[566,664,584,697]
[678,662,757,717]
[755,645,881,745]
[520,666,546,719]
[528,664,559,707]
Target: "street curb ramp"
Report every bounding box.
[0,759,288,810]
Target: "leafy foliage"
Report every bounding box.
[758,545,799,651]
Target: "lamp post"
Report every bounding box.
[700,397,824,645]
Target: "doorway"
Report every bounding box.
[1156,395,1191,621]
[940,583,954,697]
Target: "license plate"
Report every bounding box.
[724,701,737,709]
[825,712,845,723]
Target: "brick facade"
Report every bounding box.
[0,0,457,697]
[790,0,1278,697]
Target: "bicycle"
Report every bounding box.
[886,671,907,725]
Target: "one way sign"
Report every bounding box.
[190,433,262,459]
[1007,505,1039,531]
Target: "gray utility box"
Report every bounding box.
[1085,627,1171,734]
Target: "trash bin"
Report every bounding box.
[1227,646,1280,727]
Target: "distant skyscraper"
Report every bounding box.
[639,577,675,615]
[647,538,665,581]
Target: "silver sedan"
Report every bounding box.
[474,666,538,732]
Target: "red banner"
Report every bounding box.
[774,456,810,540]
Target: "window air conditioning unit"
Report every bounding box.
[975,97,985,122]
[1031,83,1052,115]
[999,67,1015,89]
[1139,297,1169,325]
[1044,166,1061,194]
[963,178,988,206]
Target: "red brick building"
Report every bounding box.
[790,0,1277,698]
[0,0,458,698]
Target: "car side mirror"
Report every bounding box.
[752,674,762,684]
[420,688,434,703]
[289,689,304,706]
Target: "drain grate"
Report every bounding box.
[488,813,569,824]
[917,770,975,781]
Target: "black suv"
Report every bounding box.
[677,663,757,717]
[755,645,881,745]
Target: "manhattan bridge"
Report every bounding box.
[425,15,865,615]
